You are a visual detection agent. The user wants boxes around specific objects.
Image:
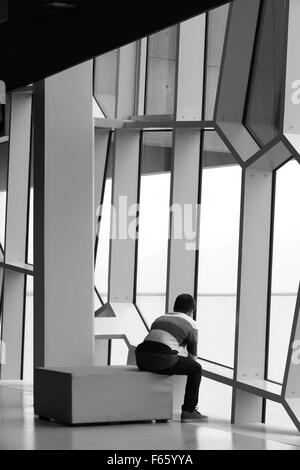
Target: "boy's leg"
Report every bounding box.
[167,356,203,411]
[157,356,203,411]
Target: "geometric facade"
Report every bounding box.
[1,0,300,433]
[93,0,300,430]
[93,0,300,431]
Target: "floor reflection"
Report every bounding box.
[0,381,299,450]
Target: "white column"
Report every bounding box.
[176,15,206,121]
[167,130,201,312]
[34,61,94,368]
[116,44,137,120]
[233,168,274,423]
[109,130,140,303]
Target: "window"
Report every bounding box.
[94,50,118,119]
[245,0,288,145]
[0,143,8,249]
[22,277,33,381]
[110,339,129,366]
[204,3,229,120]
[95,141,114,305]
[95,177,112,305]
[268,160,300,383]
[145,26,178,116]
[197,132,241,367]
[27,156,33,265]
[27,188,33,265]
[135,131,173,326]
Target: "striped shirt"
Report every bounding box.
[144,312,198,357]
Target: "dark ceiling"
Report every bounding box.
[0,0,229,92]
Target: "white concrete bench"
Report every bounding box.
[34,366,173,425]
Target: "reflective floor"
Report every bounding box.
[0,380,300,450]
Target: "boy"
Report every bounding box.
[135,294,207,422]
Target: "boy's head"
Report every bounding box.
[173,294,196,317]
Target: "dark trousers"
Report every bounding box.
[136,348,202,412]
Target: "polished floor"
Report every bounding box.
[0,379,300,450]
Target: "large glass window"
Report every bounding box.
[27,188,33,265]
[27,154,33,265]
[0,143,8,250]
[110,339,129,366]
[268,160,300,384]
[23,276,33,381]
[204,3,229,120]
[197,132,241,367]
[94,50,118,119]
[145,26,178,116]
[0,143,7,341]
[136,132,173,327]
[245,0,288,146]
[95,142,114,305]
[95,177,112,305]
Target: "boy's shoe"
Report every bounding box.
[181,408,208,423]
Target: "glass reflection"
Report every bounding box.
[197,132,241,367]
[204,3,229,120]
[23,276,33,382]
[268,160,300,383]
[95,177,112,305]
[136,132,172,326]
[145,26,178,115]
[94,49,118,119]
[0,143,8,249]
[245,0,288,145]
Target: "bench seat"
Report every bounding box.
[34,366,173,425]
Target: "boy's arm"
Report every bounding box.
[186,326,198,360]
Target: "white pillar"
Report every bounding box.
[233,168,274,423]
[167,130,201,312]
[34,61,94,368]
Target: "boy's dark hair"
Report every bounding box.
[173,294,196,315]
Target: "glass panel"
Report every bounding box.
[268,160,300,383]
[27,154,33,265]
[266,400,296,429]
[204,3,229,120]
[93,97,105,119]
[94,339,109,366]
[136,132,172,327]
[23,276,33,382]
[95,177,112,304]
[203,130,236,168]
[245,0,288,146]
[94,50,118,119]
[145,26,178,116]
[94,289,102,311]
[0,105,5,136]
[110,339,129,366]
[197,132,241,367]
[0,142,8,249]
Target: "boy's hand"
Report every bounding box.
[189,353,198,362]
